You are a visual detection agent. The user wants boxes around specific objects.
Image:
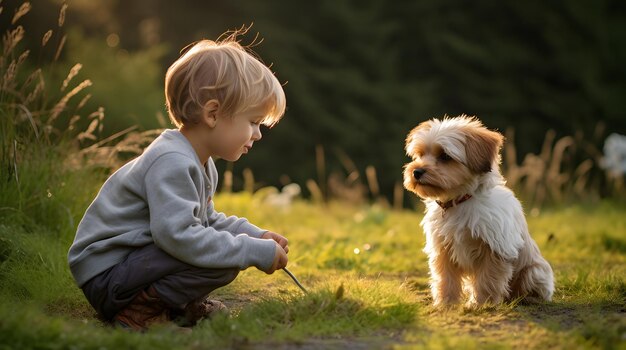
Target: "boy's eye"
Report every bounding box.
[438,152,452,162]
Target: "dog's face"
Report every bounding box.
[403,115,504,200]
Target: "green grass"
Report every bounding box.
[0,191,624,349]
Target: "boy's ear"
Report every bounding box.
[202,99,220,128]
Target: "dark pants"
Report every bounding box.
[82,244,239,321]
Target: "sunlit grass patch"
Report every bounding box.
[217,192,429,274]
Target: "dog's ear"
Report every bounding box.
[406,120,432,156]
[463,125,504,173]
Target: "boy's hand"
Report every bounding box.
[261,231,289,254]
[264,242,288,274]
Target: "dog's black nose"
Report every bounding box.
[413,168,426,180]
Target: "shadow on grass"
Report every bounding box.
[516,299,626,349]
[197,285,418,345]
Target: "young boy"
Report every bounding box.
[68,32,289,331]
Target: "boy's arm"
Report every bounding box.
[204,158,267,238]
[206,201,267,238]
[144,154,276,271]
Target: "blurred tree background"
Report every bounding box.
[3,0,625,203]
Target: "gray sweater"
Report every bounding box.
[68,129,276,287]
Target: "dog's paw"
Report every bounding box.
[464,301,486,311]
[432,298,461,310]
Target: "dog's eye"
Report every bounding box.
[438,152,452,162]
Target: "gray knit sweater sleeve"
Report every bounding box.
[145,153,276,271]
[205,159,267,238]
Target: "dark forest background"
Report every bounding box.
[3,0,625,202]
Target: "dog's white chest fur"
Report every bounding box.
[421,186,527,265]
[446,227,488,269]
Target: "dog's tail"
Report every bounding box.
[510,258,554,302]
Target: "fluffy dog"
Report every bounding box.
[403,115,554,307]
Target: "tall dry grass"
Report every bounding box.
[0,1,156,230]
[502,126,620,209]
[1,2,89,179]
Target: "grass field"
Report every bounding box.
[0,192,624,349]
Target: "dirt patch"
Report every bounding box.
[234,334,406,350]
[44,297,98,320]
[522,301,626,330]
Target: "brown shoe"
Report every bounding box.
[181,297,228,326]
[113,286,171,332]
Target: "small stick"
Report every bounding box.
[282,268,308,294]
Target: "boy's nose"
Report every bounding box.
[253,125,262,141]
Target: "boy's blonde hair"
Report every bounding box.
[165,30,286,128]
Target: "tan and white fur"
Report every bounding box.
[403,115,554,307]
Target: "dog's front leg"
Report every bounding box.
[429,249,463,306]
[467,253,514,307]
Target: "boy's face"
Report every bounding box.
[208,104,266,162]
